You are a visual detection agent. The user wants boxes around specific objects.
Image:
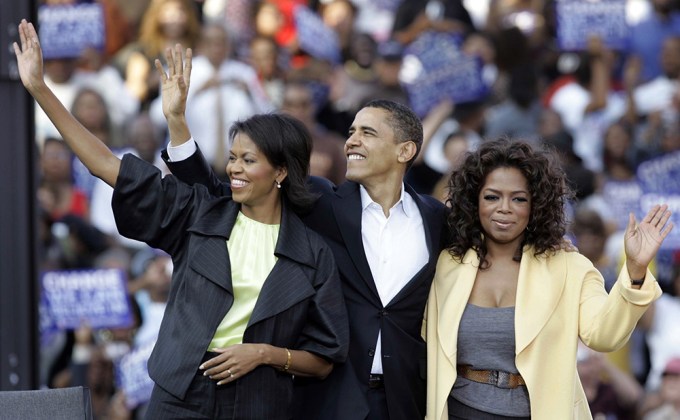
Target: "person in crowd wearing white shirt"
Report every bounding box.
[626,36,680,133]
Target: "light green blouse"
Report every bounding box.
[208,212,280,349]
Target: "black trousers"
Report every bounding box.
[366,383,389,420]
[145,353,236,419]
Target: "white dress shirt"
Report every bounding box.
[166,138,198,162]
[360,185,429,374]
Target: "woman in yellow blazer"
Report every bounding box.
[424,140,673,420]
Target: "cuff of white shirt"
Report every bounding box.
[166,138,197,162]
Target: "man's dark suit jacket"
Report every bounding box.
[163,148,448,420]
[114,155,348,419]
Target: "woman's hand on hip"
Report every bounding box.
[200,343,269,385]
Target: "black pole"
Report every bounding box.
[0,0,39,391]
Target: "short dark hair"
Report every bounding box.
[363,99,423,167]
[229,114,317,214]
[445,138,574,269]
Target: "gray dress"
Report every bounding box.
[449,304,530,418]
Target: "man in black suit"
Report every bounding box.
[165,99,448,420]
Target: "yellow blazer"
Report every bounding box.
[424,247,661,420]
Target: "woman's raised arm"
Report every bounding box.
[14,19,120,186]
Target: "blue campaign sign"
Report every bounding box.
[294,5,341,65]
[601,180,642,231]
[38,4,105,59]
[117,340,155,409]
[41,268,133,330]
[556,0,629,51]
[637,150,680,194]
[637,152,680,250]
[39,294,60,347]
[639,193,680,250]
[400,31,488,117]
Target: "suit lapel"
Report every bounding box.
[187,198,240,293]
[435,250,478,360]
[331,182,380,299]
[409,184,442,259]
[514,247,566,355]
[249,204,317,326]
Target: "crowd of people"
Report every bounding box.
[23,0,680,419]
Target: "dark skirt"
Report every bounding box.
[145,352,237,419]
[448,395,531,420]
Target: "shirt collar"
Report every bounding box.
[359,184,416,217]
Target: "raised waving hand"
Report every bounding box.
[624,204,674,281]
[155,44,194,146]
[13,20,44,92]
[14,19,121,186]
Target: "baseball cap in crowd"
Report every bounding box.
[662,357,680,377]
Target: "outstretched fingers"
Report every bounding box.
[174,43,183,79]
[23,21,39,51]
[164,47,175,78]
[17,20,27,52]
[154,59,167,82]
[14,19,45,90]
[660,220,675,240]
[626,212,637,236]
[12,38,22,57]
[15,19,33,55]
[642,204,674,240]
[657,207,674,239]
[652,204,670,227]
[641,204,661,224]
[184,48,192,88]
[159,45,191,87]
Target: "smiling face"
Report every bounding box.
[227,133,286,219]
[345,107,406,187]
[478,166,531,248]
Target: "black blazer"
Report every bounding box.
[113,155,348,419]
[163,148,448,420]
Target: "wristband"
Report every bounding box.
[283,348,291,372]
[631,276,645,287]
